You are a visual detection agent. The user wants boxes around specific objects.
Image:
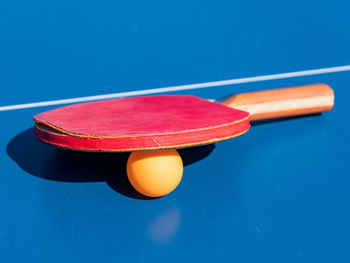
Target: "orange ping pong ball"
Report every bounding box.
[126,150,183,197]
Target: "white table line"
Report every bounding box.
[1,64,350,112]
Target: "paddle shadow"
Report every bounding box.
[251,113,322,126]
[6,128,215,200]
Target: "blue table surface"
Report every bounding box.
[1,1,350,262]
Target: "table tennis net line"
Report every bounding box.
[1,64,350,112]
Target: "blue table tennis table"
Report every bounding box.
[1,1,350,262]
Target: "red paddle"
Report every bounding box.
[34,95,250,151]
[33,84,334,197]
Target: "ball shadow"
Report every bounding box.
[7,128,215,200]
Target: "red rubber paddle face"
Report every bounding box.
[33,95,250,151]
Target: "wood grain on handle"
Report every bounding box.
[220,84,334,121]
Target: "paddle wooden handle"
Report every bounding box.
[221,83,334,121]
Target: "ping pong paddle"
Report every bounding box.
[33,83,334,197]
